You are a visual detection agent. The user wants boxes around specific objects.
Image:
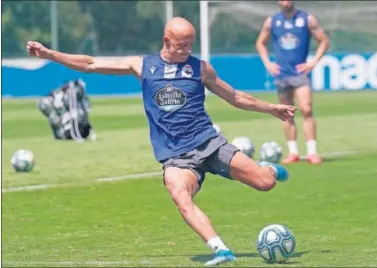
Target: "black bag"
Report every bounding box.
[37,79,97,141]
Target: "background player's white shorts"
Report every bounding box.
[275,74,310,93]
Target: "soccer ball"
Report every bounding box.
[231,136,255,158]
[256,224,296,263]
[11,149,35,172]
[260,141,283,163]
[213,123,221,134]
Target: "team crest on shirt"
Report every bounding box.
[279,33,300,50]
[276,20,282,27]
[295,17,305,27]
[182,64,193,78]
[155,84,187,112]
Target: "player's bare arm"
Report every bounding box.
[296,15,330,74]
[308,15,330,64]
[256,17,280,76]
[201,60,296,122]
[256,16,272,67]
[26,41,143,77]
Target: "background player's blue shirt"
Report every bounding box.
[271,9,311,79]
[141,53,218,162]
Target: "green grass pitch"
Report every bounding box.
[2,91,377,267]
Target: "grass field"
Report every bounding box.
[2,91,377,267]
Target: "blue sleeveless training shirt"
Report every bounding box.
[141,53,218,162]
[271,9,311,79]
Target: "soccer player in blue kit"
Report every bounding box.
[27,17,296,266]
[256,0,329,164]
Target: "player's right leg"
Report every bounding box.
[278,87,300,164]
[163,167,235,266]
[294,84,322,164]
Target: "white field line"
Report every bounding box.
[2,184,51,193]
[300,150,357,160]
[2,260,154,266]
[96,171,161,182]
[2,150,357,194]
[2,172,162,193]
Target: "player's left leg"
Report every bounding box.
[294,84,322,164]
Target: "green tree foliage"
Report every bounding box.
[2,1,92,57]
[2,1,52,57]
[2,0,376,58]
[78,1,165,55]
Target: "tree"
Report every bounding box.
[78,1,165,55]
[2,1,90,58]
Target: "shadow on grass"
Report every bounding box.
[144,250,333,265]
[322,157,355,163]
[190,250,311,263]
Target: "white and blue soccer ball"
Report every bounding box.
[231,136,255,158]
[256,224,296,263]
[11,149,35,172]
[260,141,283,163]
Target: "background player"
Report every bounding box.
[256,0,329,164]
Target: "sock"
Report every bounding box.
[269,166,278,178]
[287,140,299,155]
[207,236,229,253]
[307,140,317,155]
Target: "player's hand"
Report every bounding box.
[270,104,297,122]
[266,62,281,77]
[296,61,315,74]
[26,41,51,59]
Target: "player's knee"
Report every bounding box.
[174,194,193,217]
[255,170,276,191]
[165,179,185,202]
[164,178,193,215]
[284,118,295,125]
[300,105,313,118]
[243,170,276,191]
[260,176,276,191]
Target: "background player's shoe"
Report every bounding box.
[258,161,289,182]
[282,154,300,164]
[204,250,236,266]
[307,154,322,164]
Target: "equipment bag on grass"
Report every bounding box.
[37,79,97,141]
